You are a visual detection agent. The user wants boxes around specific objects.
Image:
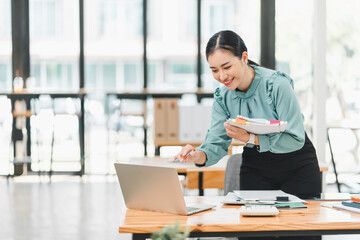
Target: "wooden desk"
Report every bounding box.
[119,196,360,239]
[154,140,244,156]
[129,157,328,196]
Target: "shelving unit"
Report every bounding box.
[106,90,214,157]
[0,91,86,177]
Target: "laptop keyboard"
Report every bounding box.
[187,206,201,214]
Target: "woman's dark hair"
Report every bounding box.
[205,30,258,66]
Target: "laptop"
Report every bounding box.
[114,162,215,215]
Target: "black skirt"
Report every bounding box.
[240,132,321,198]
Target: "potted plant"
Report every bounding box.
[151,222,190,240]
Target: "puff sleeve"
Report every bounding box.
[257,72,305,153]
[196,88,232,167]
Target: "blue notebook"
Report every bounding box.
[342,201,360,209]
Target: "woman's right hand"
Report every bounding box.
[172,144,206,165]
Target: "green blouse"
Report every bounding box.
[196,65,305,167]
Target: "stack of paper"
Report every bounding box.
[223,190,307,209]
[227,115,287,135]
[322,194,360,213]
[321,202,360,214]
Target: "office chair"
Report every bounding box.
[224,153,242,195]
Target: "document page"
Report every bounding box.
[233,190,306,203]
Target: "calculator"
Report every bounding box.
[240,205,279,217]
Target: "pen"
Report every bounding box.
[181,149,195,162]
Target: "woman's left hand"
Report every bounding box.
[224,122,250,143]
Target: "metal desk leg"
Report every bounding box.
[79,96,85,176]
[199,172,204,196]
[25,99,32,171]
[144,127,147,156]
[155,146,160,156]
[132,233,149,240]
[50,100,55,178]
[327,132,341,192]
[143,100,147,156]
[106,94,110,174]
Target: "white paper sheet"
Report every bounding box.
[321,202,360,214]
[233,190,306,203]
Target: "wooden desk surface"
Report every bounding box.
[0,89,87,96]
[118,196,360,236]
[154,141,245,147]
[129,157,328,173]
[129,157,226,174]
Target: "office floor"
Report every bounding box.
[0,175,129,240]
[0,175,359,240]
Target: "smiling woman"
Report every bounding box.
[208,49,254,91]
[174,30,321,240]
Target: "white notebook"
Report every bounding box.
[227,116,287,135]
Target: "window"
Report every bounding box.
[30,62,41,87]
[202,0,236,38]
[98,0,142,38]
[201,0,260,91]
[0,0,12,91]
[85,63,97,89]
[85,0,143,91]
[275,0,313,126]
[99,0,118,37]
[324,0,360,180]
[327,0,360,122]
[30,61,77,90]
[30,0,80,90]
[168,61,196,88]
[124,62,142,90]
[123,1,142,37]
[147,0,197,92]
[47,63,75,89]
[30,0,56,37]
[102,63,116,90]
[1,0,11,37]
[0,63,11,90]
